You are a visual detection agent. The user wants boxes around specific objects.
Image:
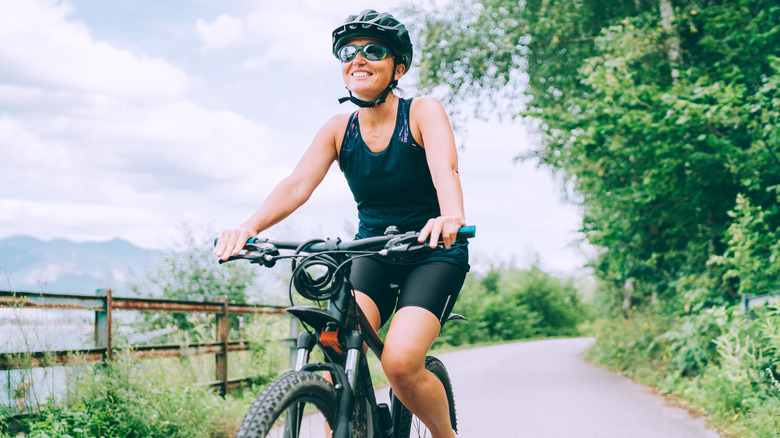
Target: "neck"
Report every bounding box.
[358,94,399,124]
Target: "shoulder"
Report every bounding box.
[409,96,446,116]
[406,97,454,149]
[322,112,353,132]
[307,112,353,152]
[409,96,451,134]
[315,112,353,143]
[317,113,355,159]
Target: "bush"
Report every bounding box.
[126,226,261,340]
[439,263,591,346]
[588,303,780,437]
[3,354,250,438]
[711,192,780,299]
[656,307,729,377]
[585,310,671,381]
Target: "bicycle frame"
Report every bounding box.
[219,226,475,438]
[287,252,388,438]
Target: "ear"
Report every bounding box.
[394,63,406,81]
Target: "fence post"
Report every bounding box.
[95,289,113,362]
[215,296,229,397]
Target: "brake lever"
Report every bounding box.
[380,233,434,260]
[217,242,280,267]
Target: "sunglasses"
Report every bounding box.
[337,43,392,63]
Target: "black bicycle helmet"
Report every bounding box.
[332,9,413,70]
[333,10,414,108]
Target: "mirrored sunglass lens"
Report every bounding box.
[339,45,357,62]
[363,44,387,60]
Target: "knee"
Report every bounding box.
[381,349,424,387]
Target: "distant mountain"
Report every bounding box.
[0,235,164,296]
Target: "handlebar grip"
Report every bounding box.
[213,236,263,247]
[456,225,476,240]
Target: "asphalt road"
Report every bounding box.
[381,338,724,438]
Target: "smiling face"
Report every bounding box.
[340,38,406,101]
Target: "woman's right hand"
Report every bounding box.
[214,226,257,261]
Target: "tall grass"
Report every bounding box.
[586,303,780,437]
[2,355,252,438]
[1,312,294,438]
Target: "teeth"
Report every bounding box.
[353,72,370,77]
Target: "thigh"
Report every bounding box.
[383,306,443,370]
[397,262,468,326]
[349,256,398,326]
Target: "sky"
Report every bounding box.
[0,0,591,275]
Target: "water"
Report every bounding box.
[1,310,95,411]
[2,366,72,412]
[0,323,94,353]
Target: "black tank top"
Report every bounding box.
[339,98,440,236]
[338,98,470,270]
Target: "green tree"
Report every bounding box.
[128,228,258,338]
[712,192,780,298]
[440,264,588,345]
[507,264,585,336]
[411,0,780,307]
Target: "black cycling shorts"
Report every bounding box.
[349,257,468,327]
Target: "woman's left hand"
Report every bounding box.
[419,216,466,249]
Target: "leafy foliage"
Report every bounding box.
[587,304,780,436]
[439,264,589,345]
[411,0,780,304]
[712,191,780,298]
[411,1,780,435]
[2,355,249,438]
[127,227,258,338]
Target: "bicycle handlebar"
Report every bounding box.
[215,225,476,265]
[253,225,473,250]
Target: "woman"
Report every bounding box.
[215,10,468,438]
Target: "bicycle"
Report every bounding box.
[217,225,475,438]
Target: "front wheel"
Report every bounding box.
[391,356,457,438]
[236,371,337,438]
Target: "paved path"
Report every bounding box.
[382,338,723,438]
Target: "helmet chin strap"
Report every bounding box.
[338,59,399,108]
[338,85,394,108]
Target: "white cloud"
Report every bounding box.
[0,0,309,248]
[1,99,289,202]
[196,13,247,52]
[0,0,189,103]
[197,1,414,71]
[0,0,589,273]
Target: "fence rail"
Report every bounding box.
[742,292,780,313]
[0,289,293,396]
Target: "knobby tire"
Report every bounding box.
[391,356,457,438]
[236,371,337,438]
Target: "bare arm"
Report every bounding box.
[411,97,466,248]
[214,114,346,259]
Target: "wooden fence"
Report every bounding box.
[0,289,293,396]
[742,292,780,313]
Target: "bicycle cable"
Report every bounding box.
[291,253,342,301]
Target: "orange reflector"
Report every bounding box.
[319,328,343,354]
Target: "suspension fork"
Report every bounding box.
[294,330,368,438]
[334,330,367,438]
[293,331,317,371]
